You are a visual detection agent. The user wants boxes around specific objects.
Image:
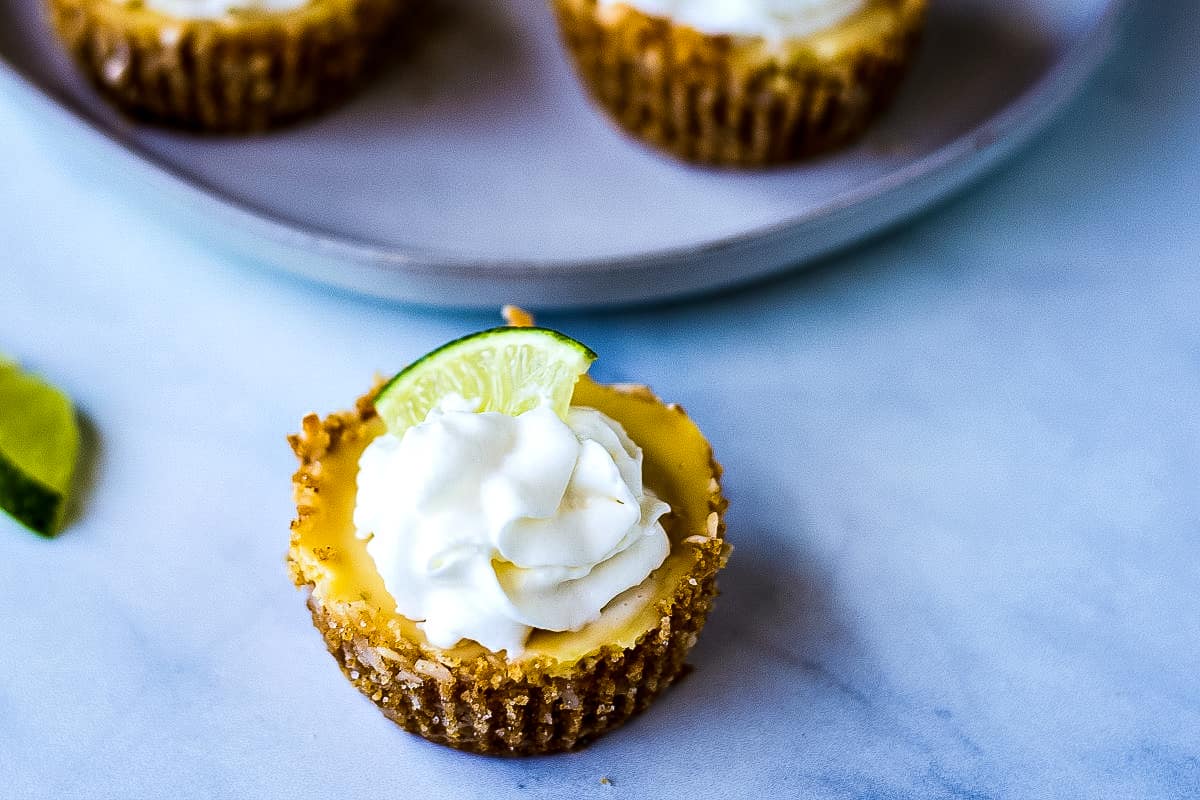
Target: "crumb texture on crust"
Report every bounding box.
[287,379,729,755]
[551,0,926,166]
[44,0,406,132]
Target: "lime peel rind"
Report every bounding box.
[0,453,64,536]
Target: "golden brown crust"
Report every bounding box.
[44,0,406,132]
[550,0,926,166]
[287,384,729,755]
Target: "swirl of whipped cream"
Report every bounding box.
[142,0,307,20]
[354,400,671,657]
[599,0,866,39]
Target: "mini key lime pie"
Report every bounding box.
[551,0,927,165]
[45,0,405,131]
[288,311,729,754]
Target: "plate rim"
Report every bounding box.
[0,0,1129,283]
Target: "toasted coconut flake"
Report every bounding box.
[502,306,536,328]
[414,659,454,683]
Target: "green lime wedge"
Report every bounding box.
[375,326,597,436]
[0,358,79,536]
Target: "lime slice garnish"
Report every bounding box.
[375,327,597,436]
[0,358,79,536]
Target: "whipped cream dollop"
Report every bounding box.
[599,0,866,39]
[143,0,307,20]
[354,400,671,657]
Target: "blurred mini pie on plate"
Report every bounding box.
[45,0,405,131]
[551,0,927,166]
[287,309,730,754]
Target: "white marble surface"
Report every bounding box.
[1,2,1198,798]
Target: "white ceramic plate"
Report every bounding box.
[0,0,1125,308]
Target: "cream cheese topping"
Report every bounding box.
[354,400,671,657]
[599,0,866,39]
[141,0,308,20]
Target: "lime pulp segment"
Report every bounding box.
[374,327,597,436]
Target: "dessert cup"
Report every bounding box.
[551,0,927,166]
[289,376,729,754]
[45,0,405,131]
